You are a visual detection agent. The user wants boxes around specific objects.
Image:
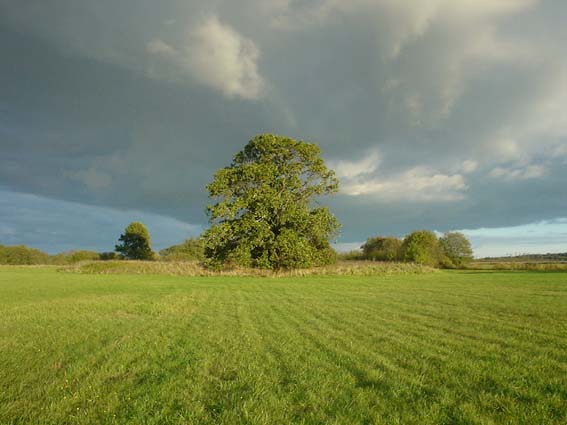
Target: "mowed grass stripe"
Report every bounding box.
[1,268,566,424]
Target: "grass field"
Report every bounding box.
[1,268,566,424]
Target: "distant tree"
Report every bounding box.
[0,244,50,265]
[338,250,364,261]
[202,134,340,270]
[400,230,442,267]
[50,250,100,264]
[159,237,205,262]
[115,222,154,260]
[439,232,473,267]
[99,252,118,261]
[361,236,402,261]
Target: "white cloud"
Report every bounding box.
[490,138,523,161]
[328,150,380,179]
[146,39,176,57]
[341,166,467,202]
[550,143,567,158]
[147,16,265,100]
[489,164,546,181]
[461,160,479,173]
[331,150,468,202]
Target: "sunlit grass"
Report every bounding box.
[59,260,435,277]
[1,267,566,424]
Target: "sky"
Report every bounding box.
[1,0,566,257]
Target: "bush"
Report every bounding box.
[50,250,101,264]
[400,230,442,267]
[159,238,205,262]
[0,244,50,265]
[361,236,402,261]
[99,252,119,261]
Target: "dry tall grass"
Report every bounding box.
[468,261,567,271]
[60,260,436,277]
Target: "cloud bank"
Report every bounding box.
[1,0,566,248]
[147,16,265,99]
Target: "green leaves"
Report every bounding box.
[401,230,442,267]
[115,221,155,260]
[203,134,340,270]
[439,232,474,267]
[159,237,205,262]
[362,236,402,261]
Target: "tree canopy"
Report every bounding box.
[400,230,442,267]
[361,236,402,261]
[439,232,474,266]
[0,244,50,265]
[115,221,154,260]
[203,134,340,270]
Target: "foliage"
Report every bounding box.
[99,252,119,261]
[49,250,101,264]
[159,237,205,262]
[439,232,474,267]
[203,134,340,270]
[361,236,402,261]
[2,268,567,424]
[400,230,443,267]
[0,244,50,265]
[337,250,364,261]
[115,222,155,260]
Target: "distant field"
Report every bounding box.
[1,268,566,424]
[469,261,567,271]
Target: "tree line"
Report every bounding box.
[2,134,476,270]
[355,231,473,268]
[0,238,203,265]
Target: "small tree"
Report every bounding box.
[203,134,340,270]
[115,222,154,260]
[439,232,473,267]
[361,236,402,261]
[400,230,442,267]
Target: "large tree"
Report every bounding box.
[115,221,154,260]
[203,134,340,270]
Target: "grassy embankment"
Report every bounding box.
[59,260,434,277]
[1,267,566,424]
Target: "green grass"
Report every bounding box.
[1,267,566,424]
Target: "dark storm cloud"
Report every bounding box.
[1,0,567,247]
